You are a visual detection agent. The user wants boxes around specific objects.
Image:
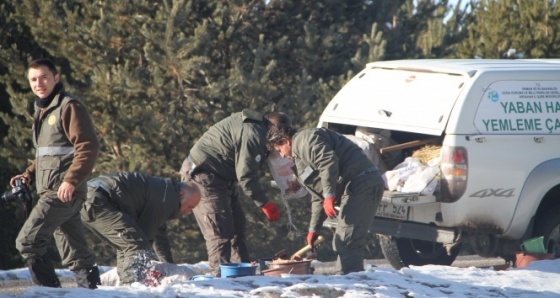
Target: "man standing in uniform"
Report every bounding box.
[266,126,384,275]
[9,58,101,288]
[81,172,201,285]
[179,110,290,276]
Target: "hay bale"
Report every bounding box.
[412,145,441,164]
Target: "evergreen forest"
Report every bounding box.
[1,0,559,270]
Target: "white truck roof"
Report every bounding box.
[318,59,560,135]
[367,59,560,73]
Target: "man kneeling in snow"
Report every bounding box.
[81,172,201,286]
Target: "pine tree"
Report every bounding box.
[381,0,468,59]
[0,1,50,270]
[0,0,482,267]
[457,0,560,58]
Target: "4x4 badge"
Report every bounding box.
[469,188,515,198]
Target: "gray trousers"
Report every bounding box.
[81,187,155,284]
[16,192,96,271]
[333,171,384,274]
[192,171,249,276]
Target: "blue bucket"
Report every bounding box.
[220,263,257,278]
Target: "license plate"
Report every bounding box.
[376,202,409,220]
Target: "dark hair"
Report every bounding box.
[265,112,291,128]
[266,124,297,151]
[28,58,58,76]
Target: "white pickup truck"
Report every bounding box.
[318,59,560,269]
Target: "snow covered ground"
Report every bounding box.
[1,258,560,297]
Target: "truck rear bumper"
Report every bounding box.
[324,217,458,244]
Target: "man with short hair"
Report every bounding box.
[10,58,101,288]
[180,110,290,276]
[81,172,201,285]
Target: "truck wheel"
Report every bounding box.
[533,204,560,257]
[378,235,461,269]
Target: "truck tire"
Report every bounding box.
[378,235,461,269]
[533,204,560,257]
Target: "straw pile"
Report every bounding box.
[412,145,441,164]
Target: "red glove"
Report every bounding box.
[261,201,280,222]
[323,196,337,218]
[307,231,319,251]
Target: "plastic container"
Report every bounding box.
[515,253,555,268]
[220,263,257,278]
[261,260,313,277]
[520,236,549,254]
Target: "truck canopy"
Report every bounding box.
[319,59,560,135]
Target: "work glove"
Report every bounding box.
[323,196,337,218]
[261,201,280,222]
[307,231,319,252]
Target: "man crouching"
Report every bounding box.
[81,172,201,285]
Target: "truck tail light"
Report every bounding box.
[440,146,468,202]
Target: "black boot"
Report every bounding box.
[26,254,61,288]
[74,266,101,289]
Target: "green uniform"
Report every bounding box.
[16,84,99,287]
[81,172,182,284]
[188,110,268,275]
[292,128,384,274]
